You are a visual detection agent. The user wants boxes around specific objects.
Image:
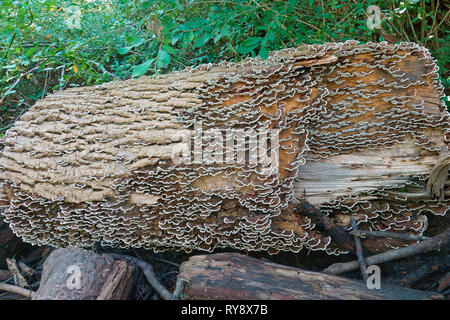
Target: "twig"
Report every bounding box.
[0,283,35,299]
[149,256,181,268]
[349,230,430,242]
[295,199,372,256]
[351,217,368,282]
[1,59,48,99]
[110,253,172,300]
[171,276,188,300]
[323,228,450,275]
[87,60,120,80]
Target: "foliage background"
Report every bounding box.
[1,0,449,134]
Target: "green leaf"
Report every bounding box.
[162,45,176,55]
[156,49,170,68]
[193,34,211,48]
[117,36,145,55]
[236,37,263,54]
[117,46,132,55]
[132,59,154,78]
[259,45,269,60]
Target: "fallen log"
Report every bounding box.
[178,252,443,300]
[0,41,448,255]
[33,248,139,300]
[398,255,449,288]
[323,227,450,275]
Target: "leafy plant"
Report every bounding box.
[1,0,448,133]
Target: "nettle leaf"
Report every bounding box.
[132,59,154,78]
[117,36,145,55]
[259,45,269,60]
[236,37,263,54]
[193,33,211,48]
[156,49,170,68]
[117,46,133,55]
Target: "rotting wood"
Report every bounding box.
[6,258,28,288]
[398,255,449,288]
[178,252,443,300]
[349,230,430,242]
[351,217,368,282]
[34,248,139,300]
[110,253,173,300]
[323,228,450,275]
[0,41,448,255]
[0,283,35,299]
[0,269,12,281]
[295,199,373,255]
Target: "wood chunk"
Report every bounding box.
[179,253,443,300]
[34,248,138,300]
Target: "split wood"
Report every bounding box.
[110,253,187,300]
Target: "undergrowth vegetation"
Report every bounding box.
[1,0,449,132]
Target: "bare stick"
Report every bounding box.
[110,253,172,300]
[351,217,368,282]
[171,276,188,300]
[323,228,450,275]
[0,283,35,299]
[349,230,430,242]
[295,199,372,255]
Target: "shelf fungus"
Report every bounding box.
[0,41,448,255]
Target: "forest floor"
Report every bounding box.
[0,211,448,300]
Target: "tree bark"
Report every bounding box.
[0,41,448,255]
[178,252,443,300]
[34,248,139,300]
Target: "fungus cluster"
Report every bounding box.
[0,41,448,255]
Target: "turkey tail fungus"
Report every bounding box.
[0,41,448,255]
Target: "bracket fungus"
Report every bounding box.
[0,41,448,255]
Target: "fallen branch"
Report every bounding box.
[351,217,368,282]
[179,252,443,300]
[1,59,48,101]
[295,199,372,255]
[0,283,35,299]
[399,256,449,288]
[171,276,188,300]
[349,230,430,242]
[110,253,172,300]
[323,228,450,275]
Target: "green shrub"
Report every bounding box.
[1,0,448,132]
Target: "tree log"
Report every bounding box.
[0,41,448,255]
[178,252,443,300]
[33,248,139,300]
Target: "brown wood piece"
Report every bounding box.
[34,248,139,300]
[179,252,443,300]
[296,200,373,255]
